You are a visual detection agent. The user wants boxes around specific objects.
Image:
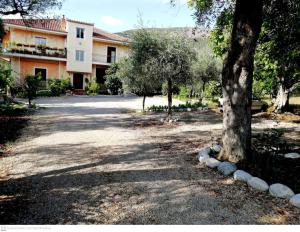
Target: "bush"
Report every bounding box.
[105,75,122,95]
[147,101,207,112]
[37,89,52,97]
[86,80,99,96]
[47,77,71,96]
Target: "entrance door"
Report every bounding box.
[73,73,84,89]
[96,68,106,84]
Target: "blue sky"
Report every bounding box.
[60,0,196,32]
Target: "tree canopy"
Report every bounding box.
[0,0,63,17]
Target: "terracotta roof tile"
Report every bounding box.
[93,27,130,43]
[3,19,66,32]
[3,19,129,43]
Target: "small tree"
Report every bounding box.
[120,58,161,112]
[131,29,196,117]
[0,61,14,103]
[24,74,41,107]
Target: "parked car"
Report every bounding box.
[218,97,268,112]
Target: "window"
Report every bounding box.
[35,37,47,46]
[34,68,47,81]
[76,50,84,61]
[107,47,116,63]
[76,27,85,38]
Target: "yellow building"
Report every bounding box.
[1,17,130,93]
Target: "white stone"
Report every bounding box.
[284,153,300,159]
[233,170,252,182]
[269,184,295,199]
[289,194,300,208]
[187,108,192,112]
[205,158,221,169]
[211,144,222,153]
[247,177,269,192]
[199,154,210,164]
[217,162,237,176]
[197,147,211,158]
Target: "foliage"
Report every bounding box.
[86,79,99,96]
[0,102,27,116]
[36,89,52,97]
[24,74,41,106]
[47,77,71,96]
[0,0,62,18]
[0,61,14,103]
[0,18,5,42]
[191,51,221,100]
[161,82,180,96]
[147,101,207,112]
[105,63,123,95]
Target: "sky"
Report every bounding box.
[59,0,196,32]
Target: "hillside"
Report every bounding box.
[117,27,210,40]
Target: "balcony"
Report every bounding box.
[2,42,67,60]
[92,53,117,65]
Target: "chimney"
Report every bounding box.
[61,15,66,31]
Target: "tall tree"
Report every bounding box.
[189,0,263,164]
[0,0,62,17]
[261,0,300,113]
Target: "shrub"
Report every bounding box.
[37,89,52,97]
[147,101,207,112]
[86,80,99,96]
[105,75,122,95]
[47,77,71,96]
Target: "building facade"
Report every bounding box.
[1,18,130,92]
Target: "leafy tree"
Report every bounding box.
[189,0,263,164]
[104,63,123,95]
[260,0,300,113]
[0,0,62,18]
[191,53,221,102]
[24,74,41,107]
[0,61,14,103]
[207,0,300,113]
[142,30,196,117]
[122,29,165,112]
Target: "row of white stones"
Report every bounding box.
[197,146,300,209]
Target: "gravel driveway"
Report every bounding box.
[0,96,299,224]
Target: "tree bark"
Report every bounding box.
[274,78,290,113]
[142,95,146,112]
[167,79,173,117]
[219,0,263,165]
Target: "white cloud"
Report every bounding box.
[100,16,124,26]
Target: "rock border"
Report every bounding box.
[196,145,300,209]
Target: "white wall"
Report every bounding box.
[66,21,93,73]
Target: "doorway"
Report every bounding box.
[73,73,84,89]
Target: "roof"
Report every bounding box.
[3,19,129,43]
[3,19,66,33]
[93,27,129,43]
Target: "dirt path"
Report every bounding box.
[0,96,299,224]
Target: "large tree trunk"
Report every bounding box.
[219,0,263,165]
[274,79,290,113]
[167,79,173,117]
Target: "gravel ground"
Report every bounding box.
[0,96,299,224]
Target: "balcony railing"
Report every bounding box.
[92,53,117,64]
[3,43,67,59]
